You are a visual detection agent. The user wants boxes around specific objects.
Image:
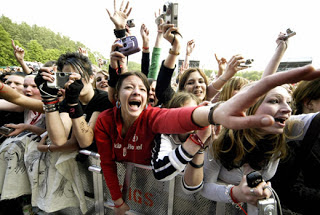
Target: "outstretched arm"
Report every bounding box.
[193,65,320,130]
[0,82,43,113]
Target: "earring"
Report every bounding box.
[116,101,121,109]
[145,104,148,110]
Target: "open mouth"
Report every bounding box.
[129,100,141,109]
[274,117,286,125]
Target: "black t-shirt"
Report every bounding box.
[60,89,113,152]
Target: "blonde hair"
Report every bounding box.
[211,84,292,169]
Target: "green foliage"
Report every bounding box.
[0,24,15,66]
[235,70,263,81]
[0,15,106,66]
[128,61,141,72]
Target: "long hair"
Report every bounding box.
[219,76,250,101]
[211,85,291,170]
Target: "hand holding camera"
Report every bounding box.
[0,125,15,135]
[35,67,60,101]
[115,36,141,56]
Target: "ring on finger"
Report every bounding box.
[250,188,255,195]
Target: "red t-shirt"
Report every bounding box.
[95,105,204,200]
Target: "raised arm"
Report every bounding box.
[207,54,247,100]
[262,32,291,78]
[11,39,32,75]
[148,11,164,79]
[155,23,182,106]
[140,24,150,77]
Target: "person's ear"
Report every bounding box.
[304,99,314,112]
[89,75,94,84]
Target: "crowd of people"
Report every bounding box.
[1,1,320,215]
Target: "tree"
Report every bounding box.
[26,40,44,62]
[0,24,15,66]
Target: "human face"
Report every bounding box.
[95,73,109,92]
[119,75,148,124]
[148,81,158,107]
[184,71,206,101]
[23,77,41,100]
[5,75,24,94]
[255,86,292,134]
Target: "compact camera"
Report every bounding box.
[239,59,254,68]
[127,19,135,28]
[258,198,277,215]
[247,171,278,215]
[155,2,178,27]
[47,72,72,89]
[116,36,141,56]
[283,28,296,40]
[0,126,15,135]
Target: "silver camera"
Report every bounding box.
[258,198,277,215]
[283,28,296,40]
[155,2,178,27]
[47,72,72,89]
[239,59,254,67]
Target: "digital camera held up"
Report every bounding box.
[47,72,72,89]
[126,19,135,28]
[116,36,141,56]
[155,2,178,27]
[239,59,254,68]
[283,28,296,40]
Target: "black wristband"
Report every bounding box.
[114,29,126,38]
[189,160,204,169]
[208,102,223,125]
[68,104,84,119]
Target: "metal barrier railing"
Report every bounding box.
[79,150,216,215]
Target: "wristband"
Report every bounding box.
[114,201,125,208]
[189,160,204,168]
[42,99,59,105]
[68,104,84,119]
[188,133,205,149]
[114,29,126,38]
[169,48,180,56]
[43,103,59,112]
[208,102,223,125]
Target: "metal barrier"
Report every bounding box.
[79,150,217,215]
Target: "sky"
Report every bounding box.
[1,0,320,71]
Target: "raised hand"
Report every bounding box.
[214,53,227,74]
[186,40,195,56]
[106,0,132,29]
[11,39,25,63]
